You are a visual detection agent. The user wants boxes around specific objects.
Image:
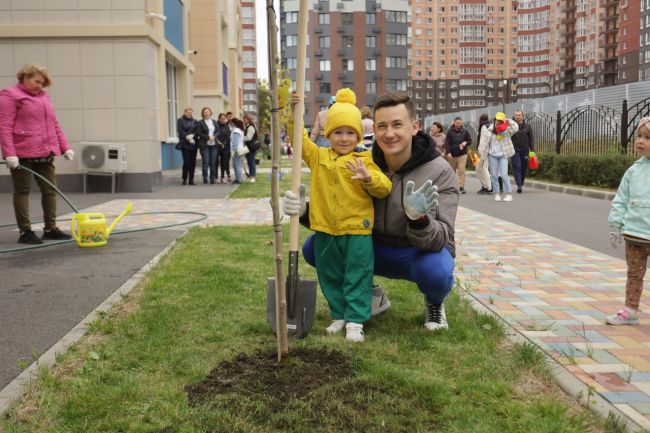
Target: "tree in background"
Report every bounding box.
[257,79,271,133]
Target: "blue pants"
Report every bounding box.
[199,145,218,182]
[511,150,529,188]
[302,234,455,304]
[488,154,512,194]
[245,150,257,177]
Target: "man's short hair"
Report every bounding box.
[373,92,416,121]
[454,117,463,122]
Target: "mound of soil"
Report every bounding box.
[186,347,352,409]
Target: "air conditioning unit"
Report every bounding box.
[79,142,127,173]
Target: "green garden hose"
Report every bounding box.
[0,161,208,253]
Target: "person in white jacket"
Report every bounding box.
[477,111,518,202]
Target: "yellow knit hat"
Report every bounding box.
[324,88,362,141]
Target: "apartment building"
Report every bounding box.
[280,0,409,127]
[189,1,246,117]
[642,0,650,81]
[517,0,552,98]
[618,0,641,84]
[241,1,258,117]
[0,0,194,192]
[409,0,518,118]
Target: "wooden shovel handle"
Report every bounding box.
[289,0,308,253]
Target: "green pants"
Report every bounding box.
[314,232,373,324]
[11,159,58,232]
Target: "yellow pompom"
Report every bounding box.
[335,88,356,105]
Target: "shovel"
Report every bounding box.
[266,0,317,340]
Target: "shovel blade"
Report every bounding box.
[267,277,317,339]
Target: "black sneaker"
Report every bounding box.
[424,300,448,331]
[18,230,43,244]
[42,227,72,240]
[477,187,490,195]
[459,187,466,194]
[517,186,522,193]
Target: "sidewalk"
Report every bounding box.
[1,169,647,431]
[455,206,650,431]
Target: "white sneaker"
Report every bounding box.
[503,194,513,202]
[606,307,640,325]
[345,323,364,342]
[494,193,502,202]
[326,319,346,334]
[249,178,256,183]
[424,301,448,331]
[371,284,392,316]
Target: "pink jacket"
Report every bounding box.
[0,83,70,159]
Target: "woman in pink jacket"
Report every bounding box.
[0,63,74,244]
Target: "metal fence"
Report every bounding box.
[423,81,650,155]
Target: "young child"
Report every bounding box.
[290,88,392,342]
[606,116,650,325]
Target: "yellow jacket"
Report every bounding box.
[298,128,391,235]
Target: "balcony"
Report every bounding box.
[315,73,323,80]
[337,26,345,33]
[337,49,345,56]
[338,72,347,80]
[315,50,323,57]
[373,26,381,33]
[314,27,323,34]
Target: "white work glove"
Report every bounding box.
[403,180,439,220]
[186,134,195,145]
[609,230,622,249]
[282,184,306,217]
[5,156,19,169]
[63,149,74,161]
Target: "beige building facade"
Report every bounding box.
[0,0,195,192]
[189,0,243,116]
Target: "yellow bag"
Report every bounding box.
[468,149,480,168]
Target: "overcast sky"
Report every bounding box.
[255,0,280,81]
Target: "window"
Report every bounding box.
[366,13,376,25]
[319,60,331,71]
[342,35,353,48]
[343,59,354,72]
[286,35,298,47]
[319,82,331,94]
[319,36,330,48]
[386,80,407,91]
[342,13,353,25]
[366,36,376,47]
[386,10,407,23]
[242,51,255,68]
[366,82,376,94]
[166,61,178,137]
[366,59,377,70]
[286,12,298,23]
[386,57,407,68]
[318,13,329,25]
[386,33,407,45]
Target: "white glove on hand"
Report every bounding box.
[186,134,195,145]
[282,184,306,217]
[63,149,74,161]
[609,230,622,249]
[403,180,439,220]
[5,156,19,169]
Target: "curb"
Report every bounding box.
[465,172,616,201]
[0,231,188,417]
[463,291,645,433]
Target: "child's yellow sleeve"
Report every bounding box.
[361,156,392,198]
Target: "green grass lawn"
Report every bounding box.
[1,222,628,432]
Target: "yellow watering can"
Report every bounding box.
[70,202,133,247]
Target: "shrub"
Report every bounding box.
[528,152,637,189]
